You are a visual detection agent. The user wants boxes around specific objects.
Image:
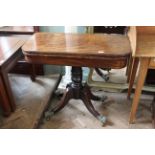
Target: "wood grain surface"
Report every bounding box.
[22,33,131,68]
[0,37,25,66]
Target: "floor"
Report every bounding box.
[0,74,60,129]
[0,69,154,129]
[40,90,153,129]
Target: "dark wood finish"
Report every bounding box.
[24,55,128,68]
[0,26,44,79]
[0,75,11,116]
[22,33,131,124]
[49,67,106,121]
[145,69,155,84]
[10,58,44,76]
[126,55,134,82]
[0,37,25,115]
[94,26,127,34]
[23,33,131,68]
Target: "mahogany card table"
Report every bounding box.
[22,33,131,124]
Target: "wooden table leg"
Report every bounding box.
[0,75,11,116]
[127,58,139,99]
[129,58,150,124]
[45,66,107,124]
[151,96,155,128]
[30,64,36,82]
[1,70,16,111]
[0,51,22,112]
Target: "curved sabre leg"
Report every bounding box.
[45,87,73,120]
[53,89,73,113]
[85,85,107,102]
[81,91,106,125]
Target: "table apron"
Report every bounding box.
[25,55,129,69]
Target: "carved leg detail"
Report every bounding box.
[52,87,73,113]
[81,91,106,124]
[84,85,107,102]
[45,66,107,125]
[45,87,73,120]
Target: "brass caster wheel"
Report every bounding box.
[97,115,107,126]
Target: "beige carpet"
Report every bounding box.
[40,68,154,129]
[40,90,153,129]
[0,69,154,129]
[0,74,60,129]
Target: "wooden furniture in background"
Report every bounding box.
[0,37,25,115]
[93,26,127,34]
[87,26,131,90]
[22,33,131,124]
[145,69,155,84]
[0,26,44,80]
[0,75,11,116]
[127,26,155,124]
[0,26,39,35]
[92,26,127,81]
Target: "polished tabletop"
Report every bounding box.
[0,37,25,66]
[23,33,131,56]
[22,33,131,68]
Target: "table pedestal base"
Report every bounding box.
[45,67,107,124]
